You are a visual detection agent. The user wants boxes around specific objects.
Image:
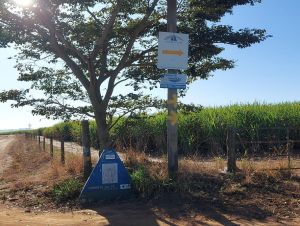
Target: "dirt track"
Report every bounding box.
[0,202,299,226]
[0,135,15,175]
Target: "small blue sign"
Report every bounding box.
[160,74,187,89]
[80,149,133,203]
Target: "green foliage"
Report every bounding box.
[51,178,83,203]
[130,164,175,198]
[0,0,268,150]
[43,121,81,141]
[131,166,154,197]
[36,102,300,155]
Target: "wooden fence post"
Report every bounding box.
[50,137,54,158]
[82,120,92,179]
[227,128,237,173]
[287,128,291,170]
[61,136,65,164]
[38,135,41,147]
[43,136,46,151]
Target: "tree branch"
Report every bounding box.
[34,8,90,91]
[90,1,121,60]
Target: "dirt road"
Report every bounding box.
[0,202,299,226]
[0,135,16,175]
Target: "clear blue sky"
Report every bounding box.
[0,0,299,129]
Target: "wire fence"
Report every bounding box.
[25,125,300,174]
[226,127,300,172]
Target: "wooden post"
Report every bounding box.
[38,135,41,146]
[167,0,178,180]
[43,136,46,151]
[50,137,54,158]
[82,120,92,179]
[287,128,291,170]
[60,137,65,164]
[227,128,237,173]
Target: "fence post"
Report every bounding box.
[61,136,65,164]
[43,136,46,151]
[50,136,54,158]
[287,128,291,170]
[82,120,92,179]
[38,135,41,147]
[227,128,237,173]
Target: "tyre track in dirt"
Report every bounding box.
[0,135,16,175]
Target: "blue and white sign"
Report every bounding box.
[160,74,187,89]
[157,32,189,70]
[80,149,133,203]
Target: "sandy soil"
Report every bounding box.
[0,202,299,226]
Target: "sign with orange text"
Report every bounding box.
[157,32,189,70]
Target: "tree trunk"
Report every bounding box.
[94,111,111,155]
[89,98,111,155]
[88,84,112,156]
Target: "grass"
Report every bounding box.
[51,178,83,203]
[1,135,299,219]
[23,102,300,156]
[0,134,300,221]
[123,149,299,200]
[0,135,85,208]
[47,151,83,180]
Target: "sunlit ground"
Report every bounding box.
[14,0,33,7]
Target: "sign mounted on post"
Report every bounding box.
[157,32,189,70]
[80,149,133,203]
[160,74,187,89]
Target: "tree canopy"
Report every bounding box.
[0,0,269,149]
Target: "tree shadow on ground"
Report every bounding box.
[86,200,161,226]
[147,192,270,226]
[83,172,297,225]
[84,189,271,226]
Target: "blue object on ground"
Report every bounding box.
[80,149,133,203]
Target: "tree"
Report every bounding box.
[0,0,269,151]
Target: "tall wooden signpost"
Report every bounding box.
[158,0,189,179]
[167,0,178,180]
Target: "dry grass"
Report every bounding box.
[3,137,51,184]
[236,157,293,184]
[2,136,83,189]
[65,153,83,175]
[124,148,150,166]
[123,148,299,198]
[45,151,83,183]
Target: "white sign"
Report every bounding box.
[157,32,189,70]
[102,163,118,184]
[160,74,187,89]
[105,154,116,160]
